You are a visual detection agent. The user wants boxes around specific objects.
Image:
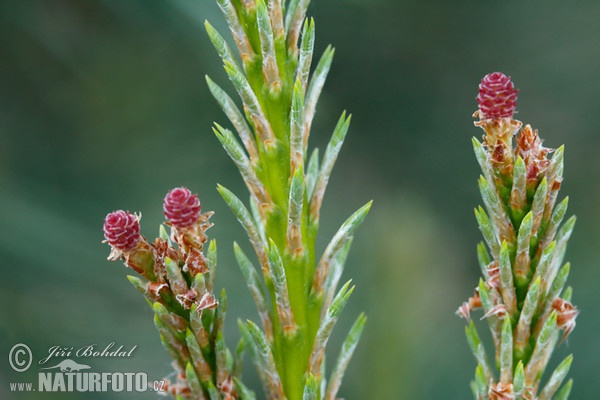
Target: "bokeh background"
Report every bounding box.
[1,0,599,399]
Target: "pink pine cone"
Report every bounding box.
[164,187,201,228]
[103,210,141,251]
[477,72,518,119]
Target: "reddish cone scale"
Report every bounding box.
[164,187,201,228]
[103,210,141,251]
[477,72,518,119]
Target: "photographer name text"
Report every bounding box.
[39,343,137,365]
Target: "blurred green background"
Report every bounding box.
[1,0,599,399]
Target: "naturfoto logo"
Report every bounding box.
[7,343,166,394]
[38,363,150,393]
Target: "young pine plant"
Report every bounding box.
[458,72,578,400]
[104,189,245,398]
[206,0,370,399]
[103,0,371,399]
